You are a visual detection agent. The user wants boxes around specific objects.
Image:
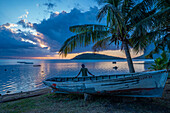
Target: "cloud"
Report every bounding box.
[43,2,56,10]
[1,23,18,29]
[0,24,53,58]
[1,6,119,59]
[32,7,119,53]
[32,7,109,53]
[17,19,33,28]
[0,27,34,49]
[18,11,29,19]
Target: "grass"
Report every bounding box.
[0,93,170,113]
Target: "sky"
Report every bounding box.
[0,0,143,59]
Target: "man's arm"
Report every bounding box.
[75,70,81,78]
[88,71,95,77]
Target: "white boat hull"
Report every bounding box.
[43,70,168,97]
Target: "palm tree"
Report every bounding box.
[59,0,169,73]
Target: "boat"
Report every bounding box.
[17,61,26,63]
[43,70,169,97]
[33,65,41,67]
[24,62,34,64]
[112,62,116,64]
[113,66,118,70]
[17,61,34,64]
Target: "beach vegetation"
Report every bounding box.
[149,51,169,70]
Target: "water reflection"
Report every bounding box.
[0,60,153,95]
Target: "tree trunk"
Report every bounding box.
[123,41,135,73]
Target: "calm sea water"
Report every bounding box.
[0,59,153,95]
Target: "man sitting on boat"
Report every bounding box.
[75,64,95,78]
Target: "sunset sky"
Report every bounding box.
[0,0,143,59]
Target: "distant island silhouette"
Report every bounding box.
[72,53,125,60]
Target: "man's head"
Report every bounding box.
[81,64,85,68]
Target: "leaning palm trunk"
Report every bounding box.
[123,41,135,73]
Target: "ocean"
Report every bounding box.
[0,59,154,95]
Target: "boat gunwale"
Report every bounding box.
[45,70,168,83]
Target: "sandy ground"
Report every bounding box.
[0,93,170,113]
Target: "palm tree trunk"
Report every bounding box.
[123,41,135,73]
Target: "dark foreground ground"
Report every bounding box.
[0,93,170,113]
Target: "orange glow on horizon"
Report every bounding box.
[21,50,144,60]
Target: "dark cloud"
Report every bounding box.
[33,7,108,52]
[0,25,53,58]
[0,27,35,49]
[43,2,56,10]
[2,23,10,27]
[74,3,81,10]
[17,20,33,28]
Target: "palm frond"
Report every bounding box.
[130,28,155,53]
[125,0,156,25]
[156,0,170,10]
[92,36,112,51]
[122,0,134,17]
[130,7,170,32]
[131,26,169,53]
[168,38,170,52]
[127,8,157,29]
[145,34,170,57]
[129,8,169,54]
[97,3,123,24]
[59,30,109,56]
[97,3,126,37]
[69,24,108,34]
[102,0,122,8]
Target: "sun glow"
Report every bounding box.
[34,38,50,49]
[1,23,18,29]
[55,11,59,15]
[26,49,144,60]
[40,43,48,48]
[34,32,45,39]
